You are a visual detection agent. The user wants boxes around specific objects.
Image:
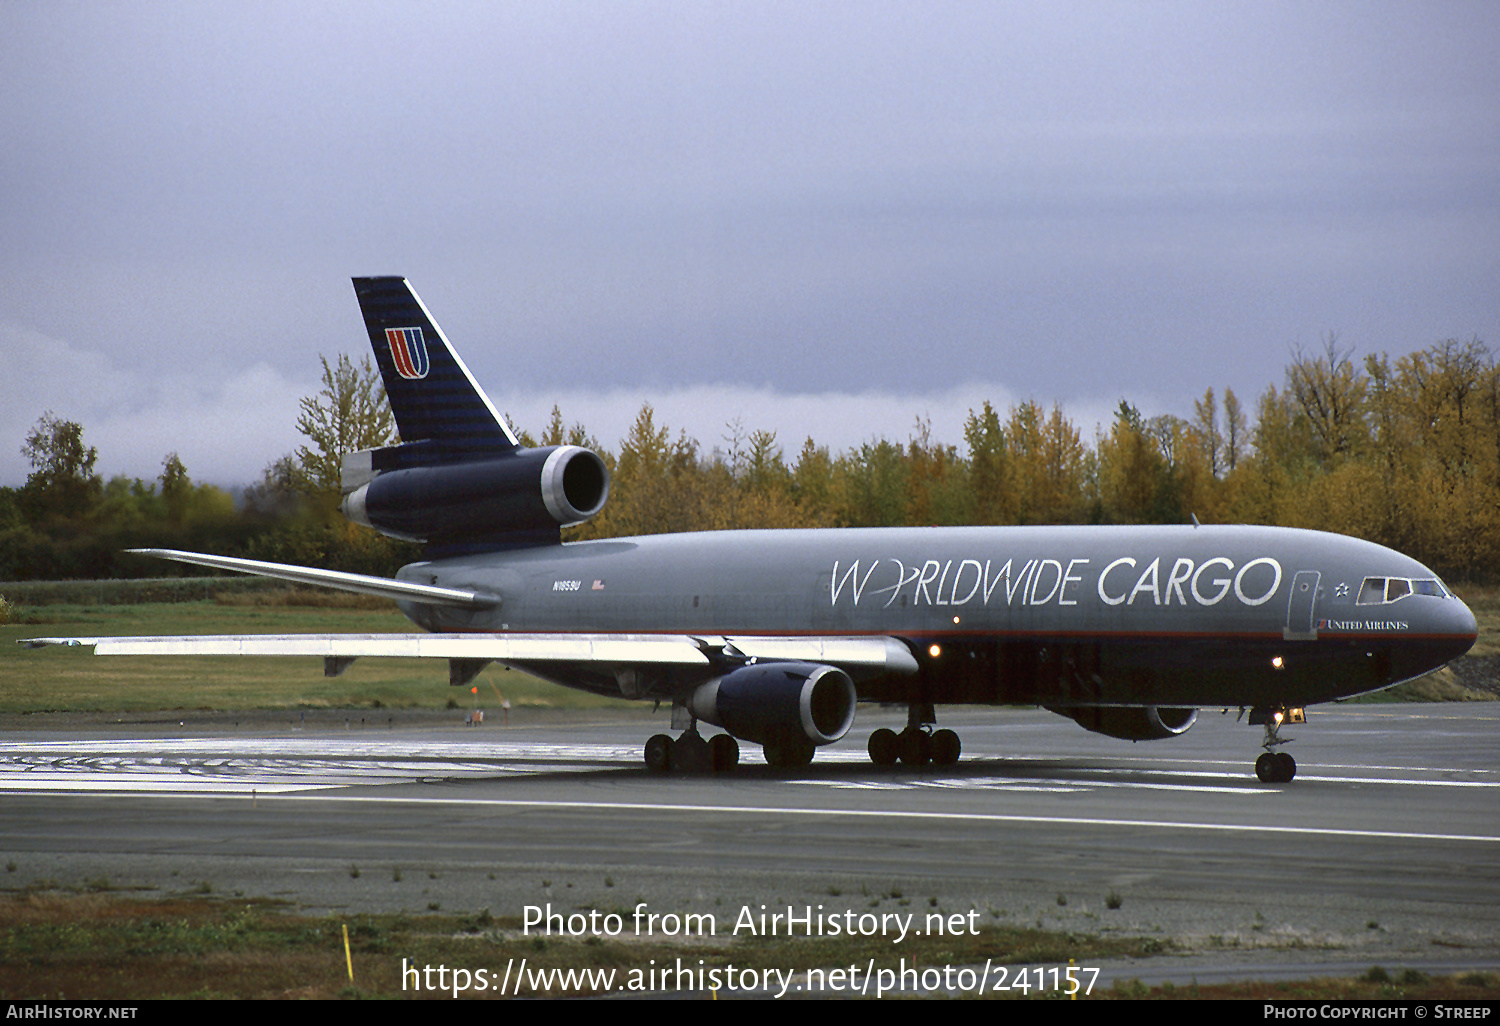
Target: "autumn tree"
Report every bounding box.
[1378,337,1500,578]
[20,412,101,521]
[1007,402,1087,524]
[963,401,1013,525]
[160,453,190,524]
[1221,388,1248,474]
[1285,334,1370,465]
[725,428,814,529]
[586,404,708,537]
[294,354,397,492]
[790,438,837,526]
[837,440,910,527]
[1191,389,1223,478]
[1096,402,1166,524]
[904,417,964,526]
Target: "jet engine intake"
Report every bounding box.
[689,662,856,747]
[1054,705,1198,741]
[342,445,609,544]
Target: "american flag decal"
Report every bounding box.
[385,327,430,380]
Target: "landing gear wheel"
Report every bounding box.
[897,728,931,767]
[1255,707,1297,783]
[868,727,899,766]
[763,739,815,769]
[1255,751,1297,783]
[709,733,740,772]
[645,733,673,773]
[672,731,711,773]
[930,728,961,767]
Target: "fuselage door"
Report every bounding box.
[1284,570,1320,640]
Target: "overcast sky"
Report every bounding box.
[2,1,1496,488]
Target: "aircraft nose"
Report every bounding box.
[1451,594,1479,651]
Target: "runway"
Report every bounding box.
[1,703,1496,988]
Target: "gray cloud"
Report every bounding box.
[2,1,1496,486]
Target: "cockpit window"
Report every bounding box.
[1357,576,1445,605]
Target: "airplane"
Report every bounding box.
[24,277,1479,783]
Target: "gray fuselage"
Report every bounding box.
[395,523,1477,710]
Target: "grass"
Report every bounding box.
[0,599,636,715]
[0,891,1494,1000]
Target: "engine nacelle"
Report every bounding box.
[689,662,857,747]
[342,445,609,545]
[1055,705,1198,742]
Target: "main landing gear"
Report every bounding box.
[1250,706,1302,783]
[643,729,816,772]
[644,728,740,773]
[866,703,961,768]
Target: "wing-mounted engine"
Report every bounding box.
[688,662,857,749]
[1052,705,1198,741]
[341,442,609,549]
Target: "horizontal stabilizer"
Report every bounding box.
[126,548,499,609]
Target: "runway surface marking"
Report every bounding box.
[798,778,1264,795]
[0,737,1492,795]
[212,793,1500,846]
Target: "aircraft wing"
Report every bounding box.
[27,545,919,691]
[20,632,919,678]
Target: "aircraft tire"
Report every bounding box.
[867,728,899,766]
[1276,752,1296,782]
[763,739,815,769]
[897,728,931,767]
[930,728,961,766]
[672,732,711,773]
[1255,752,1274,782]
[645,734,673,773]
[710,733,740,772]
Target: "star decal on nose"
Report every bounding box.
[1335,582,1349,597]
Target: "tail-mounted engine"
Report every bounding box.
[1054,705,1198,741]
[689,662,857,748]
[341,443,609,548]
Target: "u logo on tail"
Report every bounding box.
[384,327,430,380]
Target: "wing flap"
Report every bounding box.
[724,636,919,675]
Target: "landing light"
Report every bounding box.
[952,616,960,625]
[928,644,942,658]
[1271,656,1284,669]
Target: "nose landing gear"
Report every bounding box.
[1250,706,1303,783]
[1255,750,1296,783]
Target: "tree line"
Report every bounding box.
[4,337,1497,584]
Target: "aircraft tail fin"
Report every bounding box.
[344,277,610,554]
[351,277,519,458]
